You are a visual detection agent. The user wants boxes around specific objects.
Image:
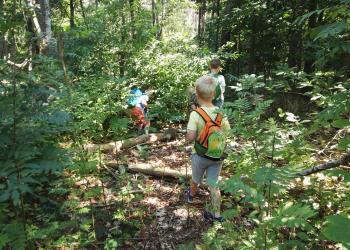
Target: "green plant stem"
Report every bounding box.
[251,138,260,163]
[268,133,276,216]
[98,146,108,207]
[11,64,27,236]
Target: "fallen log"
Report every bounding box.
[84,129,177,153]
[297,151,350,176]
[106,161,191,179]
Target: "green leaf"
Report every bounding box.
[11,190,20,206]
[322,214,350,247]
[332,119,350,128]
[0,233,10,249]
[222,209,239,219]
[338,137,350,151]
[0,192,10,203]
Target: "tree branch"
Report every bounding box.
[6,59,30,69]
[297,151,350,176]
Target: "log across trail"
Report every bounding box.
[84,129,177,153]
[106,161,191,179]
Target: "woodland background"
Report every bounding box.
[0,0,350,249]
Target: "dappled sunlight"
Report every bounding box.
[2,0,349,248]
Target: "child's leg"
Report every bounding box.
[190,181,198,196]
[190,154,208,196]
[206,162,223,217]
[209,185,221,217]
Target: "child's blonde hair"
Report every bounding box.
[195,75,215,101]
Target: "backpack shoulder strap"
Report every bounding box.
[195,108,212,123]
[215,113,223,125]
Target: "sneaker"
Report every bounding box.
[203,211,225,223]
[185,189,194,203]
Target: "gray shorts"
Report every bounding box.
[191,154,223,186]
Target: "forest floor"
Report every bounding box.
[112,132,211,249]
[72,130,217,249]
[70,126,347,249]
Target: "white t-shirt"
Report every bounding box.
[217,75,225,101]
[136,94,149,108]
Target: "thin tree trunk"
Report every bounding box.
[214,0,220,50]
[157,0,165,39]
[151,0,157,27]
[95,0,98,8]
[220,0,233,46]
[57,33,67,83]
[27,0,42,34]
[129,0,135,39]
[236,31,241,76]
[248,32,256,74]
[288,2,303,70]
[79,0,88,28]
[197,0,206,44]
[119,8,126,77]
[39,0,54,55]
[304,0,317,73]
[26,18,38,71]
[69,0,75,28]
[0,0,4,59]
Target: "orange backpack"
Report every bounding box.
[194,108,226,160]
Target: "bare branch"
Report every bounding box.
[6,59,30,69]
[297,151,350,176]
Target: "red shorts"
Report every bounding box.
[129,107,150,128]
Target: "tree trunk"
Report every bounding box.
[38,0,54,55]
[157,0,165,39]
[214,0,220,50]
[69,0,75,28]
[26,18,39,71]
[304,0,317,73]
[197,0,206,44]
[84,130,177,153]
[0,0,4,59]
[151,0,158,27]
[129,0,135,39]
[248,32,256,74]
[106,161,190,179]
[79,0,88,28]
[220,0,233,46]
[57,33,68,83]
[119,8,126,77]
[288,2,303,70]
[95,0,98,8]
[236,31,241,76]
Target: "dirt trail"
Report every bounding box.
[113,133,212,249]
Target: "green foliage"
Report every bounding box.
[0,56,70,248]
[322,214,350,248]
[1,0,350,249]
[134,37,214,122]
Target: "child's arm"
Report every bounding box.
[186,111,198,143]
[186,130,196,142]
[219,75,226,95]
